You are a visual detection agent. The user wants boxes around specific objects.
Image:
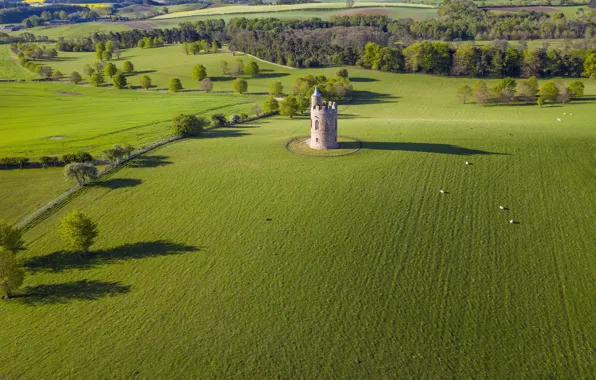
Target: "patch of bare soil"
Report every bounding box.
[49,136,64,140]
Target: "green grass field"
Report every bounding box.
[1,59,595,377]
[0,46,37,80]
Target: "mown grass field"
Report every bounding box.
[1,61,595,377]
[0,46,37,80]
[0,81,260,158]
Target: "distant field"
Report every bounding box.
[487,5,586,18]
[0,82,260,158]
[9,22,135,39]
[151,2,435,20]
[475,38,586,50]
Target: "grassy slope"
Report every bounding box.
[0,80,261,158]
[1,69,595,378]
[0,46,37,80]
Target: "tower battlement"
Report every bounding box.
[309,87,339,150]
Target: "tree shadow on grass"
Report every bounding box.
[211,76,234,82]
[258,72,289,79]
[95,178,143,189]
[16,280,131,305]
[350,77,378,82]
[129,155,173,168]
[25,240,201,273]
[357,142,509,155]
[202,129,250,139]
[349,90,400,105]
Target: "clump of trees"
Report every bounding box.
[459,77,585,106]
[102,144,134,164]
[0,222,25,300]
[64,162,98,186]
[138,36,165,49]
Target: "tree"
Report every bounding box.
[244,61,260,77]
[95,42,105,60]
[58,210,98,255]
[102,50,112,62]
[252,104,262,117]
[102,145,125,163]
[568,80,585,99]
[220,60,229,76]
[39,66,52,78]
[491,77,517,104]
[582,52,596,78]
[104,62,117,78]
[263,96,279,113]
[211,41,218,53]
[89,72,104,87]
[64,163,98,186]
[537,98,544,108]
[232,78,248,94]
[346,0,355,7]
[211,113,227,128]
[517,76,538,102]
[0,221,24,255]
[539,81,559,102]
[229,114,241,124]
[122,60,134,74]
[83,64,94,77]
[199,78,213,92]
[336,68,349,78]
[70,71,82,84]
[558,87,571,104]
[171,114,208,136]
[52,69,63,81]
[279,96,299,118]
[269,81,283,97]
[473,80,490,105]
[140,75,152,90]
[0,249,24,300]
[456,85,473,104]
[169,78,183,93]
[192,64,207,81]
[112,73,127,89]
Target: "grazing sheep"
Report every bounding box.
[440,189,445,194]
[570,113,573,116]
[563,113,566,115]
[509,219,515,224]
[557,118,562,122]
[499,205,505,210]
[465,161,470,165]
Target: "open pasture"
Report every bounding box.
[0,82,260,158]
[0,65,595,377]
[0,46,37,80]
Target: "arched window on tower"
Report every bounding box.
[314,120,319,130]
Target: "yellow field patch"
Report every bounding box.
[72,3,112,8]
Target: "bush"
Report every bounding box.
[112,73,127,89]
[171,114,209,136]
[169,78,183,92]
[0,157,29,169]
[211,113,227,128]
[240,113,250,121]
[39,156,59,168]
[62,152,93,164]
[228,114,241,125]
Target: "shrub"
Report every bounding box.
[171,114,209,136]
[112,73,127,89]
[169,78,183,92]
[211,113,227,128]
[39,156,59,168]
[62,152,92,164]
[229,114,241,124]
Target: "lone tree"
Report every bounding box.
[171,114,209,136]
[244,61,260,77]
[122,60,134,74]
[263,96,279,113]
[0,249,24,300]
[220,60,229,76]
[539,81,559,103]
[232,78,248,94]
[70,71,82,84]
[112,73,127,89]
[568,80,585,99]
[279,96,299,118]
[59,210,99,256]
[140,75,152,90]
[169,78,183,92]
[252,104,262,117]
[64,162,98,186]
[83,64,94,77]
[104,62,117,77]
[199,78,213,92]
[192,64,208,81]
[89,72,104,87]
[0,221,24,255]
[456,85,473,103]
[269,81,283,97]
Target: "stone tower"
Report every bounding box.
[310,87,339,150]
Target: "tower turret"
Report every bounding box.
[309,87,339,150]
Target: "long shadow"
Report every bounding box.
[25,240,201,273]
[350,77,378,82]
[95,178,143,189]
[361,142,509,155]
[129,155,172,168]
[130,69,156,75]
[258,72,289,79]
[202,129,250,139]
[16,280,130,305]
[338,113,365,119]
[349,90,400,105]
[210,76,234,82]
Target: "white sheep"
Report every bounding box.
[564,113,567,115]
[465,161,470,165]
[570,113,574,116]
[557,118,562,122]
[509,219,515,224]
[499,205,505,210]
[440,189,445,194]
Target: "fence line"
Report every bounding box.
[15,112,278,231]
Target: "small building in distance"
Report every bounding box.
[309,87,339,150]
